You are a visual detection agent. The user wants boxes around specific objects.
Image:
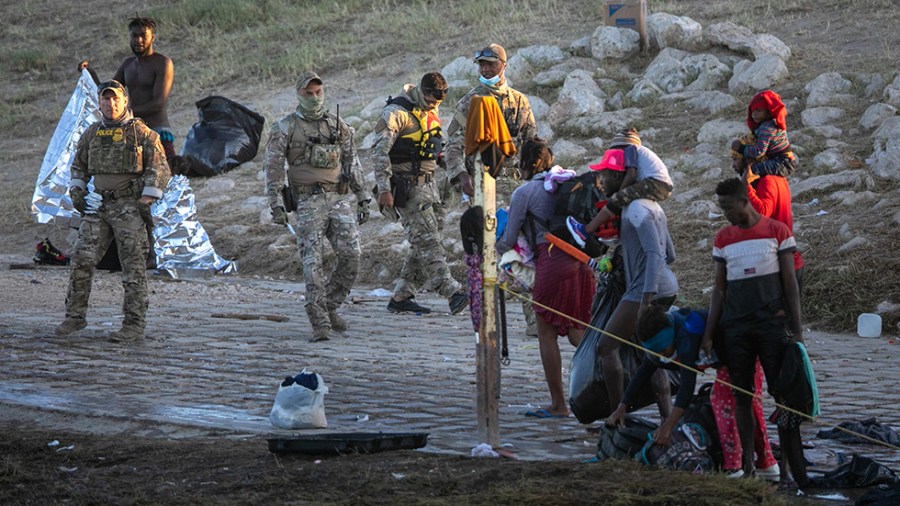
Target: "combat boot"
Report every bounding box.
[311,327,330,343]
[328,310,347,332]
[449,291,468,315]
[109,324,144,343]
[54,318,87,336]
[387,297,432,314]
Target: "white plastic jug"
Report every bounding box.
[857,313,882,338]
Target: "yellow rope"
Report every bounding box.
[499,284,900,452]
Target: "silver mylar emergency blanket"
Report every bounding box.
[153,175,236,278]
[32,70,237,278]
[32,70,99,226]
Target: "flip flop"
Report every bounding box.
[524,408,568,419]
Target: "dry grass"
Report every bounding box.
[0,428,790,505]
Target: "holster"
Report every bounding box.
[281,184,296,212]
[337,174,350,195]
[389,174,411,209]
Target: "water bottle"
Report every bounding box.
[696,349,719,371]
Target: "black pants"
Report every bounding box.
[722,309,790,397]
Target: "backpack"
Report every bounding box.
[541,171,609,258]
[596,415,658,461]
[682,383,723,468]
[638,423,715,474]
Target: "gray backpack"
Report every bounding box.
[638,423,715,474]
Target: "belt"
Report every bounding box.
[97,185,140,201]
[293,181,340,195]
[395,172,434,185]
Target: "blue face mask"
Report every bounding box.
[479,74,501,87]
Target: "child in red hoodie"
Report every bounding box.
[732,90,796,177]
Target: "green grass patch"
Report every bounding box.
[5,45,61,73]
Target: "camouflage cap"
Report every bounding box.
[296,70,323,90]
[97,80,127,99]
[474,44,506,63]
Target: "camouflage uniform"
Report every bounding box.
[444,82,538,332]
[372,84,462,301]
[444,82,536,206]
[63,113,170,334]
[263,109,368,337]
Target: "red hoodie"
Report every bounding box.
[747,176,804,270]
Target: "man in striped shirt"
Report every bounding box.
[701,178,807,487]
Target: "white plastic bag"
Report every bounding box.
[269,370,328,429]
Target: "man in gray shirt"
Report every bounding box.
[594,162,678,420]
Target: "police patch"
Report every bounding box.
[96,128,124,141]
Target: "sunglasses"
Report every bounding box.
[475,49,503,61]
[423,87,448,100]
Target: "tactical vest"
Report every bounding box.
[87,119,146,176]
[386,96,442,168]
[284,112,342,185]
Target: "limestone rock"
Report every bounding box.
[867,137,900,180]
[569,36,592,57]
[647,13,704,51]
[859,103,897,130]
[751,33,791,62]
[805,72,853,107]
[526,95,550,120]
[704,22,756,53]
[791,170,866,197]
[644,48,691,93]
[696,119,748,146]
[552,139,588,164]
[801,107,846,127]
[517,44,567,68]
[441,56,478,82]
[727,55,789,95]
[559,108,643,136]
[884,74,900,108]
[532,70,567,87]
[505,54,533,84]
[626,79,664,103]
[360,96,388,120]
[591,25,641,61]
[547,70,606,124]
[682,54,732,92]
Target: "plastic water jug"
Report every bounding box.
[857,313,882,338]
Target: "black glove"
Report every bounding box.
[357,199,371,225]
[270,205,289,226]
[70,187,88,215]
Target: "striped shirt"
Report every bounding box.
[713,216,795,322]
[742,120,791,160]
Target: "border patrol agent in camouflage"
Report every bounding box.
[444,43,537,207]
[372,73,467,315]
[264,71,371,342]
[444,44,539,334]
[55,80,171,343]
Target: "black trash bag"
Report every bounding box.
[810,454,898,489]
[179,96,265,177]
[817,418,900,446]
[568,251,681,424]
[858,481,900,506]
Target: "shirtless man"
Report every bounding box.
[80,17,175,164]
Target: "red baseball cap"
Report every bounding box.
[589,149,626,172]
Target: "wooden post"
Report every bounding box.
[475,152,501,446]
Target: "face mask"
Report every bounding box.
[409,86,431,111]
[297,93,325,120]
[479,75,501,87]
